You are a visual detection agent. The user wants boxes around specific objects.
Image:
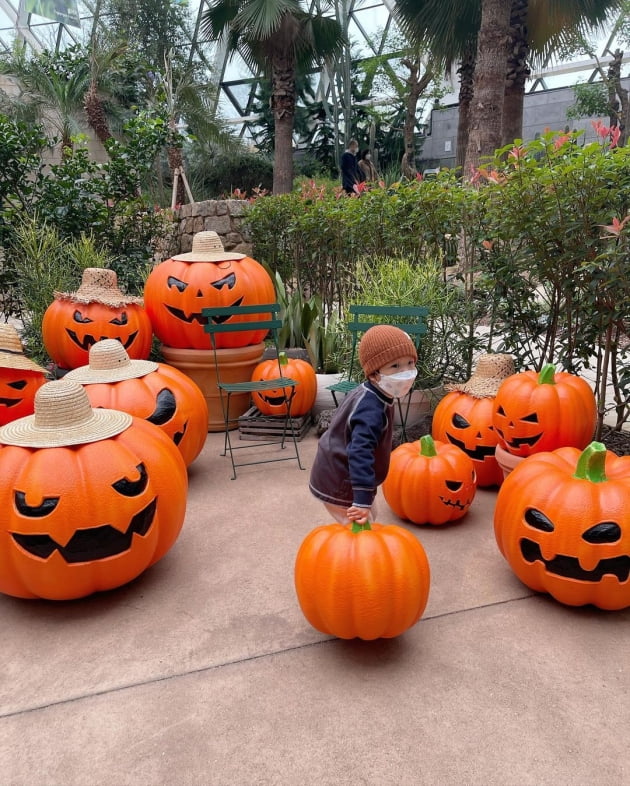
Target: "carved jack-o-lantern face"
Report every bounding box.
[432,392,503,487]
[143,257,275,350]
[0,370,46,426]
[494,443,630,610]
[0,418,187,600]
[42,300,153,370]
[250,356,317,417]
[79,363,208,466]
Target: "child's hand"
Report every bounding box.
[346,505,370,525]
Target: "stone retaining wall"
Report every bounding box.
[173,199,252,256]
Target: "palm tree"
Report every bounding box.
[201,0,344,194]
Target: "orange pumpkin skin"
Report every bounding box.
[432,392,503,487]
[0,369,47,426]
[494,443,630,610]
[42,300,153,369]
[251,357,316,416]
[294,521,430,639]
[492,364,596,457]
[79,364,208,466]
[143,257,275,349]
[0,418,187,600]
[383,435,476,525]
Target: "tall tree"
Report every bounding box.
[201,0,344,194]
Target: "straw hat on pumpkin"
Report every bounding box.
[0,324,48,375]
[171,230,246,262]
[445,353,515,399]
[54,268,142,307]
[0,379,132,448]
[65,339,158,384]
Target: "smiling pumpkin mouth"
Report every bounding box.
[446,433,497,460]
[500,433,542,449]
[165,297,244,325]
[0,397,21,407]
[66,330,139,352]
[11,498,157,563]
[438,497,472,510]
[520,537,630,582]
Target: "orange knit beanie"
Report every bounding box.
[358,325,418,377]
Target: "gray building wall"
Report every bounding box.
[418,79,629,171]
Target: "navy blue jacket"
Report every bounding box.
[341,150,360,192]
[309,381,394,508]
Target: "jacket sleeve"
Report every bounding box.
[347,395,386,507]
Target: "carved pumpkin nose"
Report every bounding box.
[196,289,203,297]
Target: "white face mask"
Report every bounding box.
[376,369,417,399]
[365,154,371,161]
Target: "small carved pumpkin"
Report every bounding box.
[0,370,46,426]
[294,520,430,640]
[492,363,596,457]
[432,392,503,487]
[383,435,476,525]
[494,442,630,610]
[250,354,316,416]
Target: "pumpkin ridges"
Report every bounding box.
[251,356,316,417]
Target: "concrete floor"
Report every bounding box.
[2,428,630,786]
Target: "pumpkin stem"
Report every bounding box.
[351,520,372,533]
[538,363,557,385]
[279,352,288,367]
[573,442,607,483]
[420,434,438,457]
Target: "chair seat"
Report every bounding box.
[219,376,298,394]
[326,379,359,395]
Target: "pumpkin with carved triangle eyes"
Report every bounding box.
[494,442,630,610]
[432,392,503,487]
[250,355,316,416]
[0,417,187,600]
[383,435,477,525]
[77,364,208,466]
[0,370,46,426]
[42,300,153,370]
[143,257,275,349]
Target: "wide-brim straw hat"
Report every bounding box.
[54,268,143,307]
[0,324,48,374]
[65,339,158,384]
[0,379,132,448]
[171,230,246,262]
[445,353,515,398]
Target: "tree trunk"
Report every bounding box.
[608,49,629,147]
[502,0,530,146]
[456,44,476,172]
[271,50,297,194]
[167,144,186,207]
[401,57,433,179]
[84,81,112,146]
[464,0,512,177]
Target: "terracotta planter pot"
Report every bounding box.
[394,385,445,427]
[161,343,264,432]
[495,443,526,479]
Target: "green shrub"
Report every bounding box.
[197,151,273,197]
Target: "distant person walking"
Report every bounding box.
[358,149,379,182]
[341,139,361,194]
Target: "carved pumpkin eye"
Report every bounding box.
[14,491,60,517]
[110,313,128,326]
[452,413,470,429]
[73,310,93,324]
[582,522,622,544]
[167,276,188,292]
[497,405,506,416]
[7,380,27,390]
[211,272,236,290]
[112,463,148,497]
[525,508,554,532]
[147,389,177,426]
[521,412,538,422]
[445,480,463,491]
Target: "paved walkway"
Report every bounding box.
[2,429,629,785]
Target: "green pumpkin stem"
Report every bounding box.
[351,520,372,533]
[420,434,438,457]
[573,442,607,483]
[538,363,557,385]
[278,352,288,366]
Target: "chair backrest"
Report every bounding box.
[344,304,429,380]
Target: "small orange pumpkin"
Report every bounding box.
[492,363,596,457]
[0,324,48,425]
[250,354,316,416]
[294,520,430,640]
[383,435,476,525]
[494,442,630,610]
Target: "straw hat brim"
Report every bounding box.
[445,378,505,398]
[53,291,144,307]
[65,359,159,384]
[0,408,132,448]
[171,251,246,262]
[0,350,48,375]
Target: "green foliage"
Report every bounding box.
[567,82,610,120]
[197,151,274,197]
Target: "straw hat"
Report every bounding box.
[65,339,158,384]
[445,353,515,398]
[54,268,143,307]
[0,324,48,374]
[171,231,246,262]
[0,379,132,448]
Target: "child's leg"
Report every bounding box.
[323,502,350,524]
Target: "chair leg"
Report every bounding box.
[223,392,238,480]
[284,396,305,471]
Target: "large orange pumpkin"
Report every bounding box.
[0,370,47,426]
[250,354,316,416]
[492,363,596,457]
[0,381,187,600]
[294,520,430,639]
[494,442,630,610]
[383,435,477,525]
[432,392,503,487]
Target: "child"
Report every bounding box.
[309,324,418,525]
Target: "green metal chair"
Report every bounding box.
[203,302,305,479]
[327,304,429,442]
